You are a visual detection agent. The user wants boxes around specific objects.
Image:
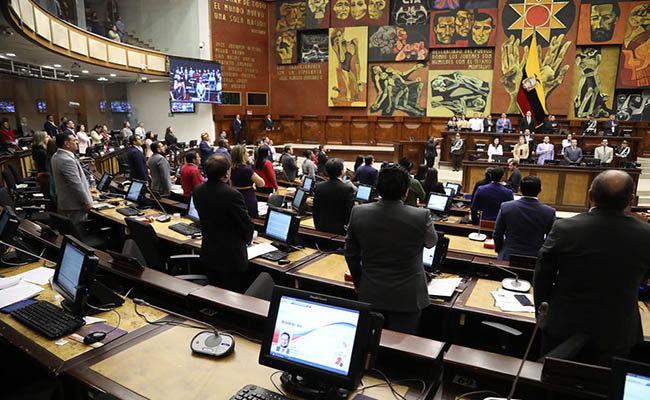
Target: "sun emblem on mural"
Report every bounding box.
[502,0,575,48]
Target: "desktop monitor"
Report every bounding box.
[609,358,650,400]
[264,207,300,250]
[422,233,449,272]
[0,207,19,244]
[302,177,314,192]
[187,194,200,223]
[446,182,461,194]
[444,187,456,197]
[426,192,451,214]
[96,173,112,192]
[52,235,100,315]
[292,188,308,214]
[125,180,145,203]
[259,286,383,395]
[355,184,373,202]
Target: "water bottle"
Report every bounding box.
[89,175,96,189]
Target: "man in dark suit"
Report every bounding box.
[519,111,536,133]
[494,175,555,260]
[62,120,75,135]
[264,114,273,131]
[604,114,618,136]
[316,144,328,175]
[345,164,437,334]
[543,114,559,134]
[194,153,254,292]
[232,114,244,144]
[44,114,59,137]
[126,135,149,182]
[506,159,522,193]
[313,159,355,236]
[534,170,650,366]
[280,145,298,182]
[471,167,514,223]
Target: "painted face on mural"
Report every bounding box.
[308,0,328,19]
[350,0,367,20]
[434,14,455,44]
[455,10,474,39]
[368,0,386,20]
[333,0,350,19]
[471,14,494,46]
[590,3,620,42]
[394,4,428,26]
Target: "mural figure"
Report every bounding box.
[454,9,474,41]
[573,47,611,118]
[619,3,650,88]
[350,0,367,20]
[430,71,490,115]
[590,2,620,43]
[615,91,650,121]
[433,12,455,44]
[369,26,428,62]
[276,31,297,64]
[470,12,495,46]
[370,63,426,116]
[333,0,350,20]
[276,1,307,31]
[331,29,361,102]
[431,8,497,47]
[308,0,328,19]
[392,0,429,26]
[301,32,329,63]
[368,0,386,20]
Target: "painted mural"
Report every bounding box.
[328,27,368,106]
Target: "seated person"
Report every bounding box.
[471,167,514,223]
[494,175,556,260]
[398,158,426,207]
[352,155,379,186]
[313,159,355,235]
[422,167,445,197]
[563,139,583,163]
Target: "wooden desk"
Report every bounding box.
[300,216,315,229]
[0,262,166,371]
[454,278,535,324]
[462,161,642,212]
[72,324,418,400]
[447,235,497,258]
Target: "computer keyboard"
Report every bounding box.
[431,214,447,222]
[169,222,201,236]
[230,384,289,400]
[11,300,85,339]
[259,250,290,262]
[116,207,143,217]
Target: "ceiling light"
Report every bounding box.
[110,73,116,77]
[0,55,6,59]
[6,53,16,57]
[72,74,79,78]
[42,65,52,69]
[81,70,89,74]
[53,64,62,68]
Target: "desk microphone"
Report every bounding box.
[484,302,549,400]
[132,298,235,358]
[143,185,171,223]
[488,261,531,293]
[469,211,487,242]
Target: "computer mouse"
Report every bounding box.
[191,233,202,239]
[278,259,290,265]
[156,214,171,223]
[83,331,107,345]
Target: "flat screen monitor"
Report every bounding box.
[96,173,112,192]
[444,187,455,197]
[125,180,145,203]
[265,208,294,243]
[292,188,307,213]
[426,192,451,213]
[0,207,19,243]
[0,101,15,113]
[187,194,199,223]
[99,100,106,113]
[446,182,461,193]
[356,184,372,202]
[422,233,448,271]
[110,101,131,113]
[52,235,98,315]
[169,57,222,104]
[259,286,380,392]
[170,101,195,113]
[610,358,650,400]
[37,100,47,113]
[302,177,313,192]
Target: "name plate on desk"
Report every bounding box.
[106,250,145,275]
[541,357,610,396]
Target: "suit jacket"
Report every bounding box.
[543,120,559,134]
[345,199,437,312]
[471,182,514,222]
[317,151,328,174]
[193,180,254,278]
[506,168,522,193]
[231,118,243,134]
[313,178,355,235]
[15,124,31,137]
[44,121,58,137]
[604,120,618,136]
[147,153,171,194]
[494,197,555,260]
[563,146,583,163]
[264,117,273,131]
[594,146,613,164]
[51,149,92,211]
[534,209,650,365]
[280,153,298,182]
[519,116,536,133]
[126,146,148,181]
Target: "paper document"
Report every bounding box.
[0,276,22,291]
[0,282,43,309]
[92,203,115,210]
[257,202,269,217]
[427,277,463,297]
[14,267,54,285]
[247,242,278,260]
[84,316,107,325]
[491,289,535,313]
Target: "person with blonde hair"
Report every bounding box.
[230,145,265,218]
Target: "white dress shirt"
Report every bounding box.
[468,118,484,132]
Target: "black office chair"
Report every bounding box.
[0,187,50,223]
[267,194,285,208]
[48,213,109,250]
[7,163,37,186]
[124,217,207,283]
[244,272,275,301]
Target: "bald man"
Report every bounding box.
[534,170,650,366]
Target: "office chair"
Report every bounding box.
[244,272,275,301]
[124,217,207,283]
[267,194,285,208]
[48,213,109,250]
[0,187,49,223]
[7,163,37,186]
[116,152,130,177]
[122,239,146,266]
[537,333,589,362]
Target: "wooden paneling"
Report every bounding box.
[562,173,590,206]
[325,118,346,145]
[301,118,321,144]
[350,119,371,145]
[375,119,398,145]
[534,171,559,204]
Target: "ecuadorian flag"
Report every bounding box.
[517,34,547,127]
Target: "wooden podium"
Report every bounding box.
[393,140,427,164]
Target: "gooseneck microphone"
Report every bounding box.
[488,261,532,293]
[143,184,171,223]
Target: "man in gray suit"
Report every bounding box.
[563,139,583,163]
[345,164,437,334]
[147,141,171,195]
[594,138,614,165]
[51,133,92,224]
[534,170,650,366]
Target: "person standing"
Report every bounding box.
[563,139,583,163]
[0,119,17,145]
[594,138,614,165]
[543,114,559,134]
[89,125,103,145]
[513,136,529,162]
[44,114,59,137]
[301,150,317,180]
[422,168,445,197]
[254,146,277,194]
[352,155,378,185]
[194,154,254,293]
[604,114,618,136]
[534,170,650,366]
[471,167,514,223]
[62,120,75,136]
[615,140,631,164]
[126,135,148,182]
[232,114,244,144]
[519,110,536,133]
[148,141,172,195]
[345,165,437,334]
[496,113,512,133]
[179,151,203,196]
[468,113,484,132]
[280,145,299,182]
[506,159,522,193]
[450,133,465,172]
[230,145,265,218]
[199,132,216,168]
[164,126,178,148]
[316,144,328,175]
[535,136,554,165]
[398,158,426,207]
[215,138,231,161]
[494,175,555,260]
[50,133,92,225]
[487,137,503,162]
[264,114,273,131]
[313,159,355,235]
[583,116,598,135]
[425,135,437,168]
[121,121,133,141]
[134,121,146,138]
[76,124,90,155]
[483,114,494,133]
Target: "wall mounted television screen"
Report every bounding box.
[170,57,222,104]
[99,100,106,112]
[37,100,47,113]
[110,101,131,112]
[170,101,195,113]
[0,101,16,113]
